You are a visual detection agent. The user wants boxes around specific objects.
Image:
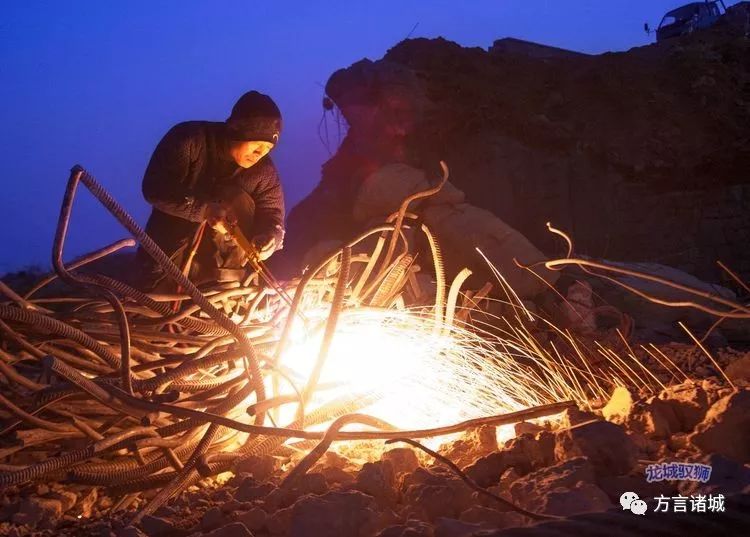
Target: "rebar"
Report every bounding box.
[0,161,627,528]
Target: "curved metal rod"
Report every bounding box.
[24,239,136,299]
[273,224,396,366]
[386,437,559,521]
[444,268,473,333]
[422,223,446,331]
[297,247,351,425]
[54,168,134,394]
[131,379,255,523]
[0,426,157,487]
[66,165,266,421]
[0,306,121,369]
[103,389,574,441]
[380,161,449,272]
[525,257,750,317]
[280,413,394,489]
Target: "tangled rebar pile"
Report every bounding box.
[3,160,746,535]
[1,164,583,524]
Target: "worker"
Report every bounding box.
[136,91,285,290]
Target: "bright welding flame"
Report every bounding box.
[277,307,555,433]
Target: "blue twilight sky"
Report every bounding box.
[0,1,738,273]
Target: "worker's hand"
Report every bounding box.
[252,233,276,261]
[206,202,237,232]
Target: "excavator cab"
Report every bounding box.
[648,1,726,42]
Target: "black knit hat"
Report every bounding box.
[226,91,282,144]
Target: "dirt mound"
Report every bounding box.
[280,4,750,285]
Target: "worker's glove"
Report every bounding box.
[206,202,238,232]
[251,233,276,261]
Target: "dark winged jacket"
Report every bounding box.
[139,121,285,283]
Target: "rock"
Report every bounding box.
[690,389,750,463]
[463,430,555,488]
[140,515,174,537]
[555,420,637,476]
[153,502,179,520]
[212,489,233,503]
[97,495,114,512]
[6,526,30,537]
[497,468,520,491]
[262,488,291,512]
[463,452,507,488]
[540,482,613,516]
[203,522,254,537]
[287,491,379,537]
[660,383,709,430]
[322,450,354,470]
[598,262,738,334]
[404,485,457,522]
[282,31,750,289]
[422,201,558,299]
[233,455,278,482]
[353,163,465,223]
[560,280,597,334]
[400,466,474,520]
[356,460,397,506]
[501,431,556,472]
[294,472,328,496]
[667,432,691,452]
[403,482,473,523]
[382,447,421,474]
[320,465,356,485]
[514,430,556,470]
[514,421,543,437]
[433,517,482,537]
[78,487,99,518]
[377,521,434,537]
[220,501,253,515]
[235,507,266,533]
[235,480,275,503]
[402,466,452,489]
[597,474,677,504]
[507,457,612,517]
[119,526,147,537]
[229,474,256,490]
[725,355,750,382]
[47,490,78,513]
[510,457,595,502]
[601,386,633,423]
[679,453,750,495]
[12,498,62,529]
[558,407,599,429]
[91,518,118,536]
[439,426,498,468]
[458,506,523,529]
[266,506,292,535]
[636,397,682,439]
[201,507,224,531]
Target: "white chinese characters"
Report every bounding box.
[653,494,725,513]
[621,492,726,514]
